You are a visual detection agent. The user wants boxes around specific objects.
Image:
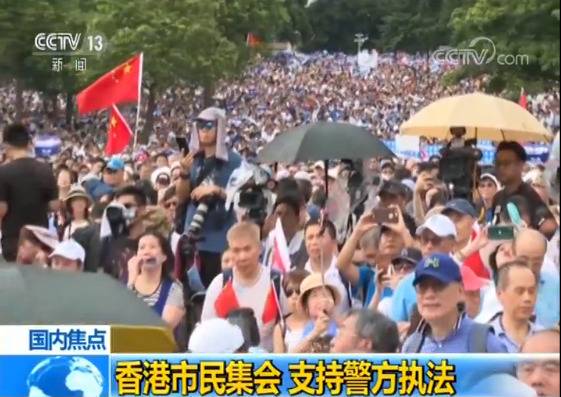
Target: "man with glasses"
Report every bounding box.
[176,107,242,288]
[402,253,506,353]
[390,214,457,322]
[492,141,551,229]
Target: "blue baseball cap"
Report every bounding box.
[442,198,477,218]
[413,253,462,286]
[106,157,125,171]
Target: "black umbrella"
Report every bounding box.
[0,263,176,352]
[258,122,395,195]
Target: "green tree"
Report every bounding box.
[377,0,467,53]
[87,0,293,143]
[450,0,560,93]
[304,0,383,52]
[0,0,88,121]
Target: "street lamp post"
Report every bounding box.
[354,33,368,55]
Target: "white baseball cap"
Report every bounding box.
[416,214,457,239]
[188,318,244,353]
[49,239,86,263]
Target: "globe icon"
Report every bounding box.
[27,356,103,397]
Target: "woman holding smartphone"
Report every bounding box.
[127,232,185,329]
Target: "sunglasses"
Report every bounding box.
[196,120,216,131]
[284,287,300,297]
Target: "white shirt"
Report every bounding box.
[304,256,350,316]
[201,267,287,352]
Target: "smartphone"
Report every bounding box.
[176,137,189,155]
[372,208,399,224]
[488,225,515,241]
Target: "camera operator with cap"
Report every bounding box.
[176,107,242,288]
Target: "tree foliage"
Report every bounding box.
[449,0,560,93]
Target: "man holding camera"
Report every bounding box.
[176,107,242,288]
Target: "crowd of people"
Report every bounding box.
[0,51,560,396]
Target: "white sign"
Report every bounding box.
[0,325,110,355]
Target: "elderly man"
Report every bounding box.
[330,309,399,353]
[390,214,457,322]
[517,329,560,397]
[402,253,506,353]
[201,222,286,352]
[489,260,541,353]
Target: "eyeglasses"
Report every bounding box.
[196,120,216,131]
[420,234,443,246]
[416,279,448,294]
[284,287,300,297]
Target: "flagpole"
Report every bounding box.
[133,52,144,152]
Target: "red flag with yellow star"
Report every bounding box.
[77,54,142,115]
[105,104,133,155]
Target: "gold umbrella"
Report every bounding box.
[400,92,552,142]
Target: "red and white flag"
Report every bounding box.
[270,218,291,274]
[519,87,528,109]
[105,104,133,155]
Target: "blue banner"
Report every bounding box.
[383,140,550,164]
[0,353,557,396]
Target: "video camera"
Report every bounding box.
[105,203,137,238]
[439,146,482,199]
[225,161,274,227]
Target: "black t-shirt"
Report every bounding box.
[491,182,550,229]
[0,158,57,247]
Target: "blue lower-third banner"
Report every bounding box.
[0,354,557,396]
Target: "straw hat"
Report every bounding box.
[64,185,92,207]
[298,273,341,309]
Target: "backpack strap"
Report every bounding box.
[403,331,425,353]
[337,270,355,308]
[270,268,283,322]
[468,322,492,353]
[222,268,234,287]
[153,278,173,316]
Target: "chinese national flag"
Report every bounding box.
[77,53,142,115]
[519,87,528,109]
[105,104,133,155]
